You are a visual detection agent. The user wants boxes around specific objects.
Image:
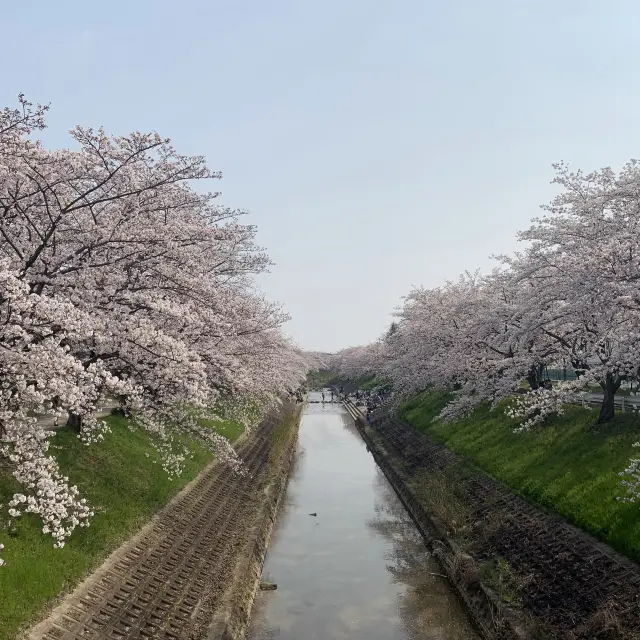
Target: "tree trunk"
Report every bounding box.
[110,394,130,417]
[596,374,621,424]
[66,412,83,433]
[526,364,544,390]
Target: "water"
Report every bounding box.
[248,391,479,640]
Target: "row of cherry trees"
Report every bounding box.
[331,160,640,503]
[0,96,310,564]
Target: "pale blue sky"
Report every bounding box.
[2,1,639,351]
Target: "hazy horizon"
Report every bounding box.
[3,0,639,352]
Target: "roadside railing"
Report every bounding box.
[567,393,640,412]
[36,402,118,431]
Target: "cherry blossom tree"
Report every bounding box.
[303,351,331,373]
[0,95,309,564]
[326,159,640,505]
[504,161,640,426]
[331,344,382,382]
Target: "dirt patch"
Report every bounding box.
[410,466,473,541]
[349,402,640,639]
[26,402,301,640]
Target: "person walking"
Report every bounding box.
[321,391,325,402]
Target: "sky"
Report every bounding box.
[2,0,640,352]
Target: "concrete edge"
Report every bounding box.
[206,401,305,640]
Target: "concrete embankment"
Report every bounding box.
[343,400,640,639]
[206,405,303,640]
[27,401,303,640]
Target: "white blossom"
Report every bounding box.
[0,95,311,563]
[329,160,640,505]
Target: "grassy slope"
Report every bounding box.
[198,416,244,443]
[307,371,392,392]
[359,376,380,390]
[400,390,640,561]
[0,414,243,640]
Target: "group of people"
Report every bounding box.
[308,386,391,415]
[341,387,390,425]
[290,386,307,403]
[320,386,343,403]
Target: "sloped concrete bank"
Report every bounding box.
[343,400,640,640]
[206,402,303,640]
[343,401,525,640]
[27,401,304,640]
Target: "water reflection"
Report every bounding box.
[367,472,478,639]
[248,392,477,640]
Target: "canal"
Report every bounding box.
[248,391,478,639]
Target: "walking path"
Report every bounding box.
[36,403,118,431]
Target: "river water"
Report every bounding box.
[248,391,478,640]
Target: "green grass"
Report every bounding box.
[268,412,298,466]
[359,376,381,391]
[399,390,640,561]
[198,416,244,442]
[409,466,471,539]
[0,413,243,640]
[307,371,386,392]
[330,375,391,392]
[480,557,524,607]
